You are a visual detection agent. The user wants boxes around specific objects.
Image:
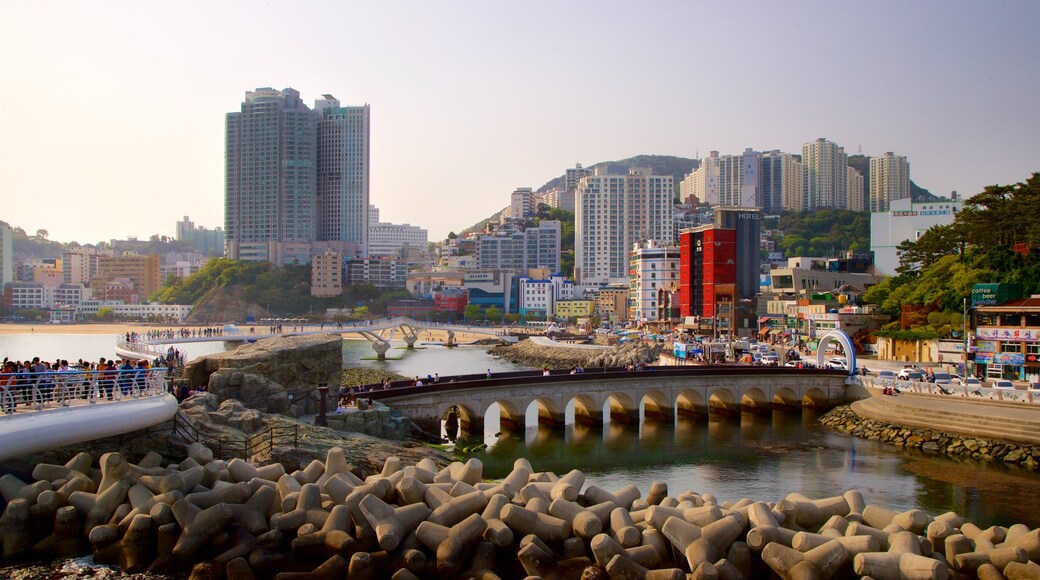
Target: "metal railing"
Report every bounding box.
[860,376,1040,405]
[0,368,171,414]
[116,340,169,359]
[161,411,299,461]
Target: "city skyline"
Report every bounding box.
[1,1,1037,245]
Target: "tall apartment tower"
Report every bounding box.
[868,152,910,212]
[759,150,802,214]
[315,95,370,256]
[225,88,317,265]
[681,150,757,208]
[847,166,866,212]
[802,138,849,210]
[575,167,674,287]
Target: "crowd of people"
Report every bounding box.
[0,356,166,409]
[126,328,225,342]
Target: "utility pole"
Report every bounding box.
[962,297,969,379]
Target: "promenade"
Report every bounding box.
[852,390,1040,445]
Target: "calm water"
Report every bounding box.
[3,332,1038,528]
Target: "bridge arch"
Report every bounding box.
[604,392,638,424]
[676,388,707,419]
[772,387,801,411]
[641,390,673,422]
[740,387,769,413]
[526,397,565,429]
[568,394,601,427]
[439,402,480,438]
[485,399,524,433]
[708,387,739,416]
[816,330,857,375]
[802,387,829,408]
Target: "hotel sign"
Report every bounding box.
[976,327,1040,342]
[892,211,917,217]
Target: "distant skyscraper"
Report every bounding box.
[315,95,370,256]
[847,166,866,212]
[0,220,12,286]
[681,150,758,208]
[510,187,535,220]
[869,152,911,212]
[802,138,849,210]
[759,150,802,214]
[575,167,674,286]
[225,88,370,265]
[565,163,593,191]
[225,88,316,265]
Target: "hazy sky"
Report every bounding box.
[1,1,1038,244]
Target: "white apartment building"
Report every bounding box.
[681,149,758,208]
[311,249,343,297]
[628,240,680,322]
[759,150,802,214]
[369,222,429,258]
[476,220,560,272]
[519,274,575,319]
[510,187,535,220]
[575,167,674,287]
[0,221,12,286]
[848,166,866,212]
[802,138,849,210]
[869,152,911,212]
[62,250,103,285]
[870,197,964,275]
[565,163,593,191]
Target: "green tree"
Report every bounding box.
[486,306,502,321]
[96,307,115,321]
[463,304,483,321]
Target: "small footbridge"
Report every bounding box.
[366,366,853,436]
[118,317,522,360]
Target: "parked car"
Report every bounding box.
[825,358,848,371]
[897,369,925,381]
[931,371,952,385]
[760,353,780,365]
[877,370,897,380]
[959,377,982,388]
[992,380,1015,390]
[1029,382,1040,392]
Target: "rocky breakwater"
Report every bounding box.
[184,334,343,417]
[820,406,1040,472]
[4,449,1040,579]
[492,337,663,370]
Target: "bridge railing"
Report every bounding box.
[860,376,1040,405]
[0,368,171,415]
[363,365,848,400]
[117,340,169,359]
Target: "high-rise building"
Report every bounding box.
[315,95,370,256]
[869,152,911,212]
[565,163,593,191]
[175,216,224,255]
[95,254,162,303]
[0,221,12,286]
[681,150,758,208]
[310,249,343,297]
[476,221,560,272]
[759,151,803,214]
[509,187,535,220]
[847,166,866,212]
[225,88,370,265]
[575,167,674,287]
[802,138,849,210]
[225,88,317,265]
[678,207,761,326]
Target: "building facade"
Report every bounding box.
[510,187,535,220]
[315,95,370,256]
[0,221,12,286]
[575,167,674,287]
[595,286,629,323]
[476,220,560,273]
[802,138,849,210]
[628,240,680,323]
[346,258,408,288]
[519,275,575,319]
[847,166,865,212]
[176,216,224,255]
[369,222,429,258]
[95,254,162,303]
[869,152,911,212]
[870,197,963,275]
[311,249,343,297]
[759,151,802,214]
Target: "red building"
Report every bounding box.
[679,226,736,318]
[433,289,468,314]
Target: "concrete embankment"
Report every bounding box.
[491,336,662,369]
[820,405,1040,472]
[3,448,1040,579]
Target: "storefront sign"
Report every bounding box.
[673,342,687,359]
[892,211,917,217]
[977,340,998,352]
[975,352,1025,365]
[976,327,1040,342]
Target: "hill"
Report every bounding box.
[537,154,700,196]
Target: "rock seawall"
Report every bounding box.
[820,405,1040,472]
[491,338,662,369]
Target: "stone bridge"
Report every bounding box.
[366,366,854,436]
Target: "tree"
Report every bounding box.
[35,229,49,240]
[486,306,502,322]
[463,304,482,321]
[96,307,115,321]
[447,231,458,240]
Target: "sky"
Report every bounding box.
[1,1,1038,245]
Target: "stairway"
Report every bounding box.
[851,394,1040,446]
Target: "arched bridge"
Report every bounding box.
[366,366,853,436]
[119,317,523,360]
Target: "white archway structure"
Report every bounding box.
[816,329,856,375]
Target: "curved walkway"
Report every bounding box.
[851,392,1040,445]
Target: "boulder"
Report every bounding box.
[184,334,343,416]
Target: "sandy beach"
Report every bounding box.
[0,323,497,344]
